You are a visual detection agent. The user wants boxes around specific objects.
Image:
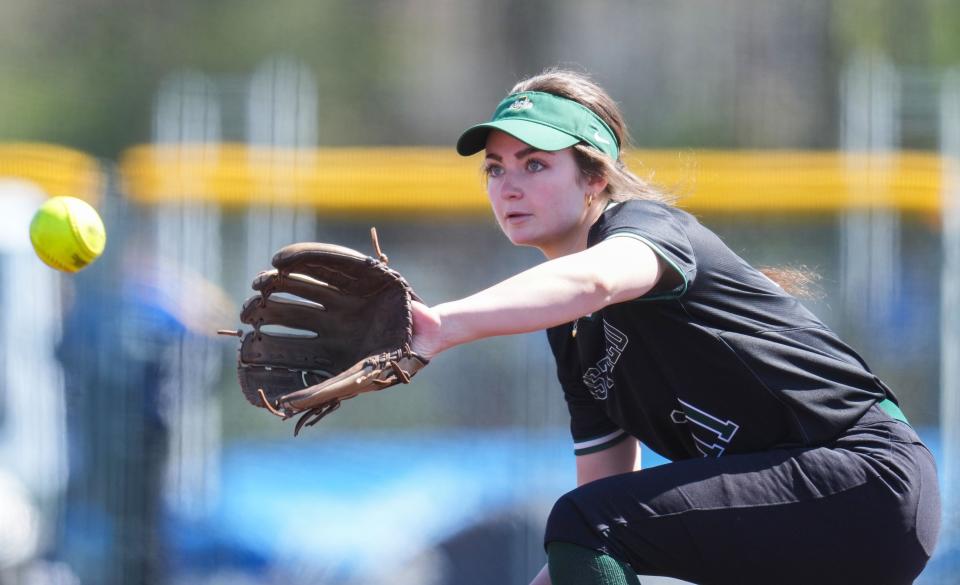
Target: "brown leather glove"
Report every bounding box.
[221,231,428,435]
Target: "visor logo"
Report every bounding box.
[592,129,611,145]
[509,96,534,111]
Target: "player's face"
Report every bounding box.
[483,131,594,258]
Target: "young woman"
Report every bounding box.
[410,69,940,585]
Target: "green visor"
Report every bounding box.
[456,91,619,160]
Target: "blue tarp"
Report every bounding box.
[175,426,943,580]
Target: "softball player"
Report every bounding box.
[410,68,940,585]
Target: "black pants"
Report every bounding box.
[544,405,941,585]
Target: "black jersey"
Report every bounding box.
[547,199,898,461]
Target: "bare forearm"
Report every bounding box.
[434,255,613,350]
[435,238,661,353]
[411,238,662,359]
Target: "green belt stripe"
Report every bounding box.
[878,398,910,426]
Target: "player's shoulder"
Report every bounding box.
[589,198,701,249]
[605,197,671,216]
[597,198,698,230]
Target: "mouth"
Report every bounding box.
[504,211,532,224]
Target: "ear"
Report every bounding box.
[585,174,608,194]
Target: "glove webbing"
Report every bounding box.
[255,346,419,435]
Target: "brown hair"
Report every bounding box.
[507,67,819,299]
[509,68,674,205]
[756,265,823,300]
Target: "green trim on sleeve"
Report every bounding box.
[573,429,630,456]
[604,232,689,300]
[878,398,910,426]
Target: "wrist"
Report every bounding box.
[433,301,468,354]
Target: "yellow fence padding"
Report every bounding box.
[119,145,951,214]
[0,143,103,204]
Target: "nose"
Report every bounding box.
[499,176,523,200]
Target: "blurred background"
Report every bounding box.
[1,1,959,584]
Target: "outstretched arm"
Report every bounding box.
[412,236,664,358]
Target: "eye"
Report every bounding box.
[484,163,505,178]
[526,159,546,172]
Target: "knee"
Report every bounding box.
[544,491,596,547]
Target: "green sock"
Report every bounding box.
[547,541,640,585]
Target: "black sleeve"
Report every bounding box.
[547,326,628,456]
[589,200,698,300]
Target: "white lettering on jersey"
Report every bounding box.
[670,399,740,457]
[582,320,628,400]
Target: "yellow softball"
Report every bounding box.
[29,196,106,273]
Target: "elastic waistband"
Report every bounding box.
[877,398,909,426]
